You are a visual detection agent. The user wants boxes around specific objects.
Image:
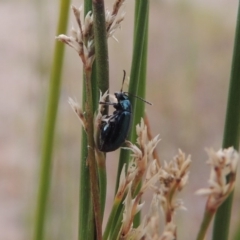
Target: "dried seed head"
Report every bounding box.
[196,147,239,211]
[68,98,86,130]
[145,150,191,225]
[146,134,161,158]
[160,150,191,191]
[123,119,161,195]
[135,195,161,240]
[125,217,147,240]
[122,186,145,237]
[116,162,137,200]
[124,141,143,160]
[56,34,82,53]
[136,118,148,148]
[57,1,125,67]
[159,222,176,240]
[145,159,159,181]
[115,119,191,239]
[141,169,161,194]
[83,11,93,39]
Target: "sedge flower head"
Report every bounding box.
[56,0,125,68]
[196,147,239,211]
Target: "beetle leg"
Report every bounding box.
[105,114,117,122]
[99,101,117,106]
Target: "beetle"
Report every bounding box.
[97,70,151,152]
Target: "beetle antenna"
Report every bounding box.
[120,70,126,93]
[124,92,152,105]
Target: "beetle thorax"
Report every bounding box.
[114,92,131,112]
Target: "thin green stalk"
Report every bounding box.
[78,2,96,239]
[92,0,109,97]
[115,0,149,194]
[33,1,70,240]
[84,0,92,21]
[79,0,109,236]
[115,0,149,229]
[132,1,149,228]
[79,87,95,240]
[212,0,240,240]
[196,197,230,239]
[233,219,240,240]
[103,199,122,240]
[110,207,124,240]
[115,147,128,196]
[133,5,149,130]
[79,128,94,240]
[212,2,240,240]
[132,183,142,227]
[92,0,109,224]
[196,210,215,240]
[91,62,99,111]
[97,150,107,219]
[128,0,149,115]
[84,68,102,240]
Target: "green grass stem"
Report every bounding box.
[33,1,71,240]
[92,0,109,98]
[132,1,149,228]
[115,0,149,194]
[196,209,215,240]
[97,151,107,220]
[83,68,102,239]
[233,219,240,240]
[78,1,97,239]
[103,200,121,240]
[212,2,240,240]
[116,0,149,229]
[110,207,124,240]
[92,0,109,225]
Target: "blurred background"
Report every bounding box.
[1,0,240,239]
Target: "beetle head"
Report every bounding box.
[114,92,128,101]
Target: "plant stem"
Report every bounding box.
[33,1,70,240]
[113,0,149,231]
[196,209,215,240]
[131,0,149,228]
[79,85,94,239]
[128,0,149,115]
[96,150,107,219]
[84,68,102,240]
[78,1,96,238]
[233,219,240,240]
[110,207,124,240]
[92,0,109,98]
[103,199,121,240]
[92,0,109,224]
[116,0,149,194]
[212,2,240,240]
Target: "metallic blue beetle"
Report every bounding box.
[97,71,151,152]
[98,90,132,152]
